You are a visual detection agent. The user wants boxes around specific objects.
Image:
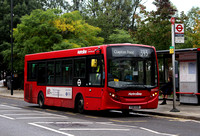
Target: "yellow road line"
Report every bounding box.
[46,109,57,112]
[85,115,98,119]
[65,112,76,116]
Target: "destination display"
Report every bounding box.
[110,46,153,58]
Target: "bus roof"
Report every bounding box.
[25,43,155,61]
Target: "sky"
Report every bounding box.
[143,0,200,14]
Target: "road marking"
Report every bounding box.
[100,122,178,136]
[29,122,54,124]
[11,104,18,107]
[189,120,200,124]
[55,122,93,125]
[85,115,98,119]
[33,122,129,132]
[154,115,200,124]
[139,127,178,136]
[59,128,130,131]
[29,123,74,136]
[33,122,111,125]
[1,103,8,105]
[3,113,48,116]
[0,109,29,112]
[0,104,21,109]
[96,122,113,125]
[65,112,76,116]
[0,109,45,113]
[29,121,178,136]
[169,118,200,124]
[32,107,43,111]
[16,117,67,120]
[110,119,147,123]
[46,109,58,112]
[0,114,15,120]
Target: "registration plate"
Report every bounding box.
[129,106,141,110]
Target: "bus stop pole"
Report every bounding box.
[11,0,13,95]
[170,17,179,112]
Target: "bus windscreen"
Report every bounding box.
[107,46,158,89]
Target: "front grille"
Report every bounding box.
[120,96,148,103]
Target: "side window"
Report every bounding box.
[55,61,62,85]
[47,62,54,85]
[38,62,46,84]
[27,62,37,81]
[88,56,104,86]
[74,59,86,78]
[62,60,73,85]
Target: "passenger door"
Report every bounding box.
[73,57,87,87]
[86,55,104,98]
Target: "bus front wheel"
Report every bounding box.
[122,110,130,116]
[38,92,45,108]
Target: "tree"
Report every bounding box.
[191,10,200,48]
[71,0,85,11]
[2,9,103,76]
[130,0,143,31]
[0,0,10,46]
[185,7,200,33]
[40,0,70,11]
[175,8,200,49]
[82,0,143,43]
[0,0,73,80]
[135,0,176,50]
[108,29,137,43]
[0,0,43,78]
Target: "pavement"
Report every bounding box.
[0,80,24,99]
[0,80,200,120]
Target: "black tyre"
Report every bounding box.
[122,110,130,116]
[77,95,84,114]
[38,92,45,108]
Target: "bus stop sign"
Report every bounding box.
[175,24,184,34]
[175,24,184,43]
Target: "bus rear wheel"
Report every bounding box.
[38,92,45,108]
[76,95,84,114]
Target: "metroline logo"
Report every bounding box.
[128,92,142,96]
[77,50,87,54]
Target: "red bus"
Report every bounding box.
[24,44,159,113]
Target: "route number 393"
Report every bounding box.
[140,50,149,57]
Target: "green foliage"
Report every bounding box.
[40,0,70,11]
[0,0,72,76]
[82,0,142,43]
[108,29,136,44]
[175,8,200,49]
[185,7,200,32]
[0,0,10,45]
[2,9,103,73]
[1,0,200,83]
[191,10,200,48]
[52,10,104,49]
[0,0,43,75]
[135,0,176,50]
[71,0,86,11]
[13,9,60,53]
